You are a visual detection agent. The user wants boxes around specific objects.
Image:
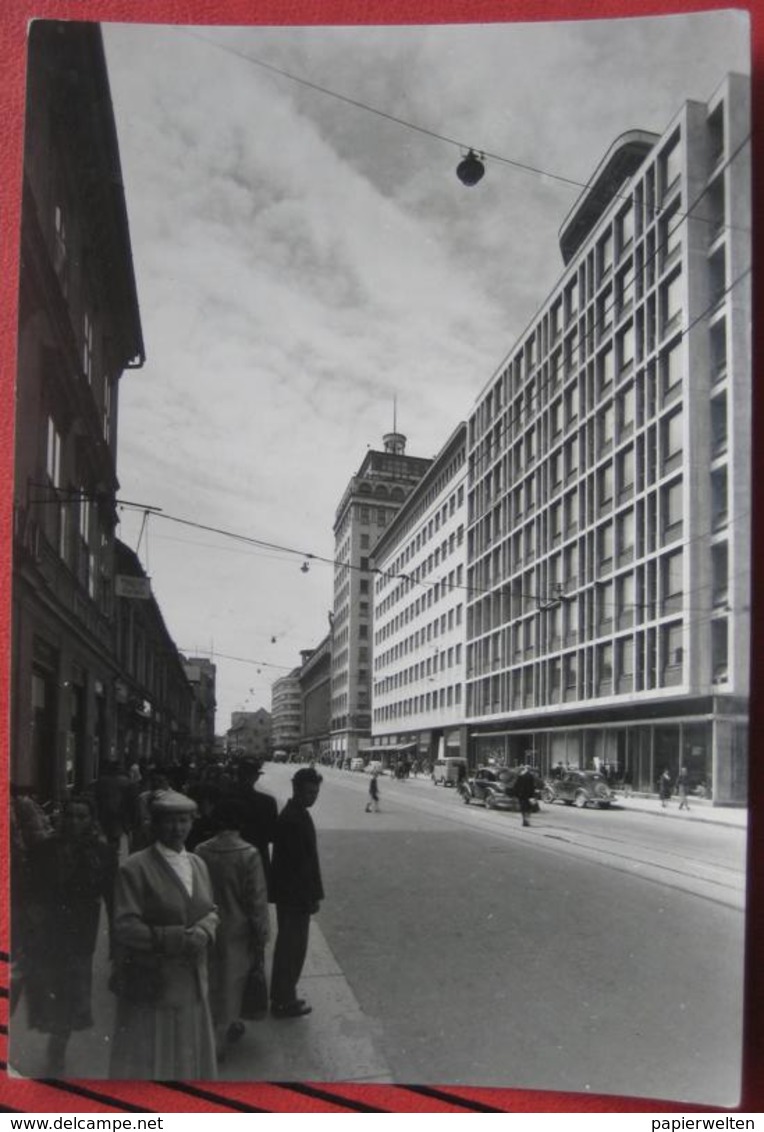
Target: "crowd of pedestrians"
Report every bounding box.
[10,756,324,1080]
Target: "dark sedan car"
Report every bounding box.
[462,766,540,811]
[541,769,615,809]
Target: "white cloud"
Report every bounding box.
[103,12,749,728]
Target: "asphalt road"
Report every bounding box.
[297,765,745,1107]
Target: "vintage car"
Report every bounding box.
[461,766,540,812]
[541,769,615,809]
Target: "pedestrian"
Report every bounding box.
[92,761,136,855]
[269,767,324,1018]
[195,797,270,1062]
[129,771,170,852]
[658,768,672,808]
[108,789,219,1080]
[365,771,380,813]
[233,758,279,899]
[513,765,537,828]
[622,766,634,798]
[676,765,691,811]
[22,795,117,1076]
[10,786,54,1015]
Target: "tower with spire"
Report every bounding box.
[329,419,431,766]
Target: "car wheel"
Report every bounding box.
[574,790,588,809]
[541,787,555,804]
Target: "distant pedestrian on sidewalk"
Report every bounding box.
[365,772,380,813]
[658,768,672,808]
[622,767,634,798]
[513,765,537,828]
[270,767,324,1019]
[676,766,691,811]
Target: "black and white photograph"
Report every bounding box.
[8,11,751,1106]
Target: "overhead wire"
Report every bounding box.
[180,27,751,238]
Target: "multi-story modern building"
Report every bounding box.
[297,637,332,763]
[465,74,750,802]
[11,22,145,799]
[330,432,431,765]
[371,424,468,769]
[271,667,302,756]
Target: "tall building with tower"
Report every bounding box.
[330,430,431,765]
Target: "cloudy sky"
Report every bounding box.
[100,12,749,733]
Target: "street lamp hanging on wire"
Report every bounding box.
[456,149,486,186]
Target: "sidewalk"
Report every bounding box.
[8,906,392,1086]
[606,791,748,829]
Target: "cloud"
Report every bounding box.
[103,13,749,728]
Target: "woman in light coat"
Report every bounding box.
[109,790,219,1080]
[195,797,270,1062]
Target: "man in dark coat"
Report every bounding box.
[513,765,537,828]
[235,758,278,898]
[269,767,324,1018]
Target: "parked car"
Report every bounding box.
[461,766,540,812]
[349,757,365,772]
[364,760,384,775]
[541,769,615,809]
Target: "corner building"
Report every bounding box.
[371,424,468,769]
[271,668,302,757]
[331,433,431,765]
[466,74,750,802]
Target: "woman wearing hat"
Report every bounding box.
[109,790,219,1079]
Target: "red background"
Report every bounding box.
[0,0,761,1115]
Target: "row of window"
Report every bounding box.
[373,683,463,723]
[374,605,464,670]
[374,643,463,697]
[376,564,465,636]
[465,615,729,716]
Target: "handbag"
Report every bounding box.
[240,953,268,1020]
[109,949,165,1005]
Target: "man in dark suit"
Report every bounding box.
[513,765,537,828]
[235,758,278,898]
[269,767,324,1018]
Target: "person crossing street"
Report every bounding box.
[365,771,380,813]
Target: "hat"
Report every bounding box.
[149,789,198,815]
[292,767,323,787]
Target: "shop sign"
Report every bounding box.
[115,575,152,600]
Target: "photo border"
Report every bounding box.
[1,0,761,1114]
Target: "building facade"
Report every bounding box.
[12,22,145,799]
[298,637,332,763]
[226,708,271,760]
[113,541,194,769]
[183,656,217,759]
[330,433,431,765]
[371,424,468,770]
[271,668,302,756]
[465,75,750,802]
